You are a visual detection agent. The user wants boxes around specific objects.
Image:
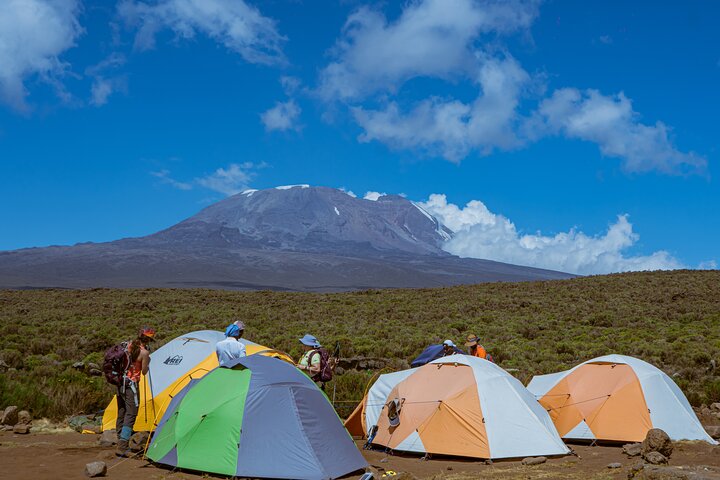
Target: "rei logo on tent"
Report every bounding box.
[163,355,183,366]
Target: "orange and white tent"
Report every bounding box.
[345,355,569,459]
[527,354,717,444]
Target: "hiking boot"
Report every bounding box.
[115,439,131,457]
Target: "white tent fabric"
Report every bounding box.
[527,354,717,444]
[363,355,570,459]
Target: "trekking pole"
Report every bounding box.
[143,375,148,423]
[331,341,341,407]
[147,369,157,424]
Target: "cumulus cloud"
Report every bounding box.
[527,88,707,175]
[118,0,286,65]
[152,162,259,196]
[353,54,530,161]
[317,0,538,101]
[260,99,301,132]
[0,0,83,111]
[419,193,685,275]
[363,191,387,201]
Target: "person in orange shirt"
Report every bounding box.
[465,334,491,361]
[116,327,154,457]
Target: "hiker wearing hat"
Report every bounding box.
[216,321,247,368]
[441,339,458,357]
[465,334,491,361]
[116,327,155,457]
[298,334,322,377]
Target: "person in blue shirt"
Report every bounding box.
[216,321,247,367]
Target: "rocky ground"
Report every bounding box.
[0,430,717,480]
[1,405,718,479]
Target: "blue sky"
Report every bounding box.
[0,0,718,274]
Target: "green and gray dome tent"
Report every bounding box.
[146,354,367,480]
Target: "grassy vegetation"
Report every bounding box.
[1,270,719,420]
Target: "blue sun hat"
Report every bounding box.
[299,334,320,348]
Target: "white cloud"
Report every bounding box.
[118,0,286,65]
[364,191,386,201]
[0,0,83,111]
[151,169,193,190]
[528,88,707,175]
[260,99,301,132]
[317,0,538,101]
[353,54,530,161]
[699,260,717,270]
[152,162,259,196]
[419,193,685,275]
[86,54,128,107]
[196,163,255,195]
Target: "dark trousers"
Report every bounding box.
[116,381,138,440]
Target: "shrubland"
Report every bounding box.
[0,270,718,419]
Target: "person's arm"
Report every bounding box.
[307,352,321,375]
[140,349,151,375]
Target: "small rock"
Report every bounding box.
[129,431,150,452]
[636,465,692,480]
[521,456,547,466]
[0,359,8,371]
[701,407,712,416]
[608,463,622,469]
[1,406,19,426]
[623,443,643,457]
[710,403,720,412]
[643,451,668,465]
[705,426,720,439]
[98,430,117,447]
[1,425,13,432]
[379,458,388,463]
[484,459,493,465]
[88,368,102,377]
[72,361,86,370]
[84,461,107,478]
[641,429,673,459]
[17,410,31,425]
[96,451,115,461]
[627,460,645,479]
[88,362,100,371]
[13,424,30,434]
[446,466,453,471]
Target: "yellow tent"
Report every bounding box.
[102,330,293,432]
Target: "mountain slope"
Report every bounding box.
[0,186,572,290]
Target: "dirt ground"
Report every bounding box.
[0,430,718,480]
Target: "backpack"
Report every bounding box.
[103,341,130,386]
[309,348,333,383]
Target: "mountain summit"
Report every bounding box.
[0,186,572,291]
[152,185,453,256]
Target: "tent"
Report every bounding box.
[147,355,368,480]
[410,344,465,368]
[344,355,569,459]
[102,330,292,432]
[527,354,717,444]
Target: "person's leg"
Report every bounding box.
[116,382,138,456]
[115,385,126,439]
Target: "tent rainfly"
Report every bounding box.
[527,354,717,444]
[147,355,368,480]
[345,355,569,460]
[102,330,292,432]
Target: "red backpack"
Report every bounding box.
[102,341,130,386]
[309,348,333,383]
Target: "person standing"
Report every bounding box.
[465,334,491,361]
[116,327,155,457]
[216,321,247,367]
[441,339,458,357]
[297,334,323,381]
